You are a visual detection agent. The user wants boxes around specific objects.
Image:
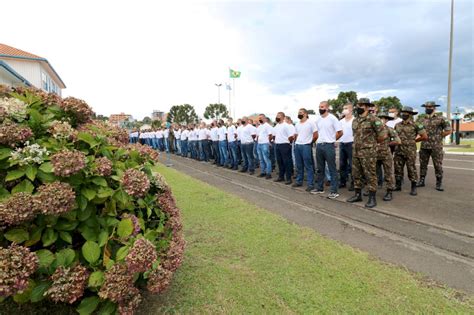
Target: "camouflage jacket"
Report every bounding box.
[377,126,400,159]
[352,114,386,158]
[395,119,427,154]
[420,114,451,150]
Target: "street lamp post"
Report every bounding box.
[447,0,454,122]
[215,83,222,104]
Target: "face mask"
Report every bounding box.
[401,114,410,121]
[275,117,281,123]
[259,119,263,124]
[297,114,304,120]
[342,109,350,116]
[242,121,246,125]
[319,109,327,115]
[425,108,434,115]
[388,113,396,118]
[356,107,365,115]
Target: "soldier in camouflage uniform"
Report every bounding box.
[376,112,401,201]
[417,101,452,191]
[394,106,428,196]
[347,98,387,208]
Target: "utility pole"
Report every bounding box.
[447,0,454,122]
[215,83,222,104]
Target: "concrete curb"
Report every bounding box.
[444,151,474,156]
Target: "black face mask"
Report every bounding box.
[259,119,264,124]
[425,108,434,115]
[319,109,327,115]
[356,107,365,115]
[242,121,246,125]
[297,114,304,120]
[401,114,410,121]
[275,117,281,123]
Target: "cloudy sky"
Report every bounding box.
[1,0,472,119]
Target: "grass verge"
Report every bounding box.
[138,165,473,314]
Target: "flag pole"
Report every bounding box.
[232,78,235,118]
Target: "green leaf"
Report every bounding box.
[42,228,58,247]
[59,231,72,244]
[5,228,29,243]
[77,195,88,211]
[12,179,34,194]
[88,271,105,287]
[30,282,50,303]
[81,188,96,201]
[36,249,55,268]
[0,187,11,201]
[97,300,117,315]
[77,296,100,315]
[117,218,133,238]
[25,165,37,181]
[57,248,76,267]
[13,280,34,303]
[24,226,43,246]
[78,206,92,221]
[115,246,129,261]
[37,169,56,183]
[77,132,99,148]
[82,241,101,264]
[5,169,25,181]
[0,148,12,160]
[98,230,108,247]
[80,226,98,241]
[39,161,53,173]
[92,177,108,187]
[97,187,114,198]
[55,220,79,231]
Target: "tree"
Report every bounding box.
[464,112,474,121]
[152,120,162,128]
[327,91,358,115]
[374,96,403,113]
[203,103,229,120]
[142,116,152,125]
[307,109,316,115]
[166,104,199,125]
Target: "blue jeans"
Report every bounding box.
[339,142,353,184]
[241,143,255,172]
[180,140,188,157]
[228,141,238,168]
[219,140,229,166]
[316,143,338,193]
[295,144,314,187]
[164,138,170,153]
[257,143,272,175]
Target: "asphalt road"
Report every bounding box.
[164,153,474,294]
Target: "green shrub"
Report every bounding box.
[0,85,184,314]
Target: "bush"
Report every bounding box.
[0,85,184,315]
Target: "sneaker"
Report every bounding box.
[265,174,272,179]
[258,173,266,178]
[310,189,324,195]
[292,183,303,188]
[249,171,255,175]
[274,178,284,182]
[305,186,314,192]
[327,192,340,199]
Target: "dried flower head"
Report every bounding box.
[0,97,28,122]
[94,156,113,176]
[0,244,38,297]
[45,264,89,304]
[49,120,76,141]
[151,172,169,192]
[146,265,173,294]
[0,122,33,147]
[0,192,37,226]
[161,235,185,273]
[125,238,157,273]
[34,182,76,215]
[124,143,159,162]
[60,97,94,125]
[9,141,49,166]
[121,169,150,198]
[51,150,86,177]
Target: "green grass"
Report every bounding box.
[139,165,474,314]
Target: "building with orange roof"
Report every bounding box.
[0,43,66,95]
[460,121,474,139]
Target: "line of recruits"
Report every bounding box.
[131,98,451,208]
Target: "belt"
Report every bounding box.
[317,142,334,145]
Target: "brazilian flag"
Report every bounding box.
[229,69,241,78]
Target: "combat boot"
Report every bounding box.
[436,176,444,191]
[383,190,392,201]
[416,176,425,187]
[410,181,417,196]
[348,180,354,191]
[365,191,377,208]
[394,177,402,191]
[347,189,362,203]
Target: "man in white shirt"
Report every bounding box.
[294,108,318,191]
[163,128,170,153]
[198,122,211,162]
[174,127,182,155]
[239,116,257,174]
[227,118,238,170]
[217,119,229,167]
[273,112,296,184]
[188,124,198,160]
[236,118,243,166]
[339,103,354,190]
[180,126,189,157]
[210,121,220,165]
[313,101,343,199]
[386,107,402,129]
[256,114,274,179]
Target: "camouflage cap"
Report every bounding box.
[357,98,374,106]
[421,101,440,107]
[400,106,418,115]
[377,112,394,120]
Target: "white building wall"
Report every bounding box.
[0,58,41,88]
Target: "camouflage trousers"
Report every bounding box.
[352,156,377,192]
[377,154,395,190]
[394,149,418,182]
[419,148,444,178]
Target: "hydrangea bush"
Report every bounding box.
[0,85,184,315]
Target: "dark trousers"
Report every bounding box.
[275,143,292,181]
[212,141,220,164]
[339,142,353,184]
[241,143,255,172]
[316,143,338,193]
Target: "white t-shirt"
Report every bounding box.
[295,120,317,145]
[257,123,273,144]
[274,123,295,144]
[217,126,227,141]
[188,130,197,141]
[227,125,237,142]
[180,130,189,141]
[339,117,354,143]
[236,125,244,141]
[386,117,402,129]
[240,124,257,144]
[210,127,219,141]
[198,128,209,140]
[175,129,181,139]
[163,129,169,138]
[315,114,342,143]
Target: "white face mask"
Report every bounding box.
[388,113,396,118]
[342,109,350,116]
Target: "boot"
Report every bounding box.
[436,177,444,191]
[394,177,402,191]
[363,189,369,196]
[383,190,392,201]
[348,177,354,191]
[410,181,417,196]
[365,191,377,208]
[416,176,425,187]
[347,189,362,203]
